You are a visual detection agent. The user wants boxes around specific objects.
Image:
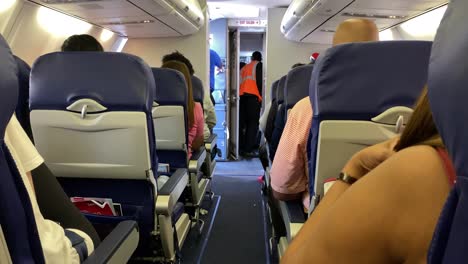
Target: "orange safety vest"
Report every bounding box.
[240,61,262,101]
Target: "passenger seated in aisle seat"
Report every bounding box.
[271,18,379,212]
[5,115,96,262]
[282,87,454,264]
[161,51,217,140]
[61,34,104,51]
[259,62,307,135]
[162,61,204,159]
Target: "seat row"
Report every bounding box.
[262,40,432,258]
[0,39,217,263]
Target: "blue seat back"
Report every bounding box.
[308,41,432,198]
[269,75,288,160]
[192,75,204,105]
[285,64,314,113]
[277,75,286,105]
[13,56,33,141]
[0,35,45,263]
[151,67,188,168]
[264,79,280,144]
[30,51,156,257]
[270,79,280,102]
[427,1,468,262]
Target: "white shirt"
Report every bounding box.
[4,115,93,263]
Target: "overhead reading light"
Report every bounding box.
[99,29,114,42]
[36,6,92,36]
[101,20,155,26]
[379,29,394,41]
[342,12,406,19]
[0,0,16,13]
[400,5,447,37]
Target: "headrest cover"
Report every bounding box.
[191,75,204,104]
[270,79,280,101]
[152,68,187,106]
[0,35,18,138]
[311,41,431,119]
[30,52,154,113]
[428,1,468,175]
[277,75,287,104]
[286,64,313,109]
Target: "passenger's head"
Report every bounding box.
[161,60,195,127]
[162,51,195,75]
[292,63,305,69]
[252,51,262,62]
[394,86,443,151]
[332,19,379,46]
[61,34,104,52]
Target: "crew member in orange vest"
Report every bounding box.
[239,51,263,156]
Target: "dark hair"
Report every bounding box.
[394,86,443,151]
[162,61,195,128]
[292,63,305,69]
[61,34,104,52]
[162,51,195,75]
[252,51,262,62]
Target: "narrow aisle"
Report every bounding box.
[201,158,268,264]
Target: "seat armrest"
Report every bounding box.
[279,200,306,242]
[159,168,188,195]
[204,134,218,151]
[156,168,189,215]
[189,147,207,173]
[83,221,139,264]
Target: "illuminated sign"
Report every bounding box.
[228,19,267,27]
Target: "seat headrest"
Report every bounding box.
[270,79,280,102]
[191,75,204,104]
[286,64,314,109]
[152,68,187,106]
[310,41,432,120]
[30,52,154,113]
[277,75,287,104]
[428,1,468,175]
[0,35,18,139]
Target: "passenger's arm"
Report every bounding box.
[282,145,451,263]
[270,104,311,202]
[203,93,217,130]
[190,103,205,151]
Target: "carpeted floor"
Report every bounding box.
[181,158,270,264]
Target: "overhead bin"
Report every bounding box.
[132,0,205,35]
[34,0,205,37]
[281,0,354,42]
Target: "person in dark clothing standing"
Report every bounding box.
[239,51,263,156]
